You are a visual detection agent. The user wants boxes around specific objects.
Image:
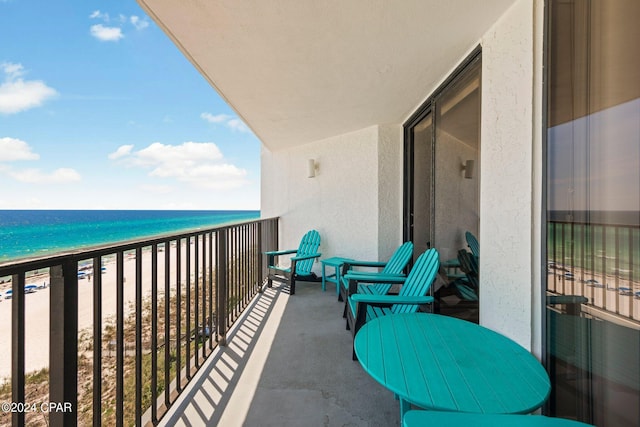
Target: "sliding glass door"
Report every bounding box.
[545,1,640,425]
[404,51,481,321]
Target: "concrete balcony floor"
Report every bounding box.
[159,280,399,426]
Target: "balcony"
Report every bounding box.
[0,218,397,426]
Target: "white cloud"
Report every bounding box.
[227,118,250,133]
[201,112,231,123]
[0,62,57,114]
[1,62,24,79]
[90,24,124,42]
[108,144,134,160]
[130,16,150,30]
[110,141,248,190]
[0,137,39,161]
[201,112,252,133]
[135,141,223,167]
[5,167,81,183]
[89,11,149,40]
[89,10,109,21]
[0,137,81,184]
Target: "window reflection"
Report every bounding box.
[546,1,640,426]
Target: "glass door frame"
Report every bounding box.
[403,46,482,260]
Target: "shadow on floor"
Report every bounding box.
[160,280,400,427]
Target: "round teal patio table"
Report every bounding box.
[354,313,551,421]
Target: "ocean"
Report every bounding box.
[0,210,260,262]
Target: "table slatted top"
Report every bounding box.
[354,313,551,414]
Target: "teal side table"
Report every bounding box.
[321,257,353,296]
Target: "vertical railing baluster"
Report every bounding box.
[245,225,250,304]
[551,222,557,292]
[164,242,171,409]
[560,223,565,295]
[201,234,207,359]
[93,257,102,427]
[195,234,200,369]
[238,226,241,312]
[258,221,263,292]
[209,232,214,350]
[176,239,182,392]
[627,228,633,316]
[230,227,235,321]
[590,222,596,302]
[217,229,228,345]
[615,226,620,289]
[135,248,143,426]
[50,261,79,427]
[11,272,25,427]
[630,229,635,285]
[569,221,574,295]
[602,226,607,308]
[186,236,191,379]
[579,224,585,297]
[151,244,158,424]
[233,227,236,318]
[116,252,124,427]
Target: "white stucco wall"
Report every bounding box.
[377,125,404,261]
[480,0,541,352]
[261,125,403,271]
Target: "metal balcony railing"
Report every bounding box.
[547,218,640,322]
[0,217,279,427]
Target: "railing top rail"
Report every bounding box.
[0,216,278,275]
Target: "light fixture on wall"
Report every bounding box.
[307,159,319,178]
[461,159,475,179]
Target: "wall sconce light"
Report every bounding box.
[307,159,319,178]
[461,159,475,179]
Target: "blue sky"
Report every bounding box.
[0,0,260,210]
[548,98,640,212]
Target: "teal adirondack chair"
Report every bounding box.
[265,230,321,295]
[466,231,480,258]
[441,230,479,272]
[338,241,413,311]
[450,248,479,301]
[347,248,439,359]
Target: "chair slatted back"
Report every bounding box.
[458,249,479,290]
[392,248,439,314]
[465,231,480,258]
[382,241,413,274]
[295,230,321,275]
[365,241,414,294]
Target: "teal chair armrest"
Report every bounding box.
[290,252,321,261]
[344,273,406,283]
[351,294,434,306]
[441,258,460,268]
[343,260,387,270]
[264,249,297,256]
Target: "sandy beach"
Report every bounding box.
[0,241,201,380]
[548,262,640,320]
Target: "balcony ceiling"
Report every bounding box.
[138,0,516,151]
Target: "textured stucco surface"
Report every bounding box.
[377,125,403,261]
[480,0,536,349]
[261,125,402,269]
